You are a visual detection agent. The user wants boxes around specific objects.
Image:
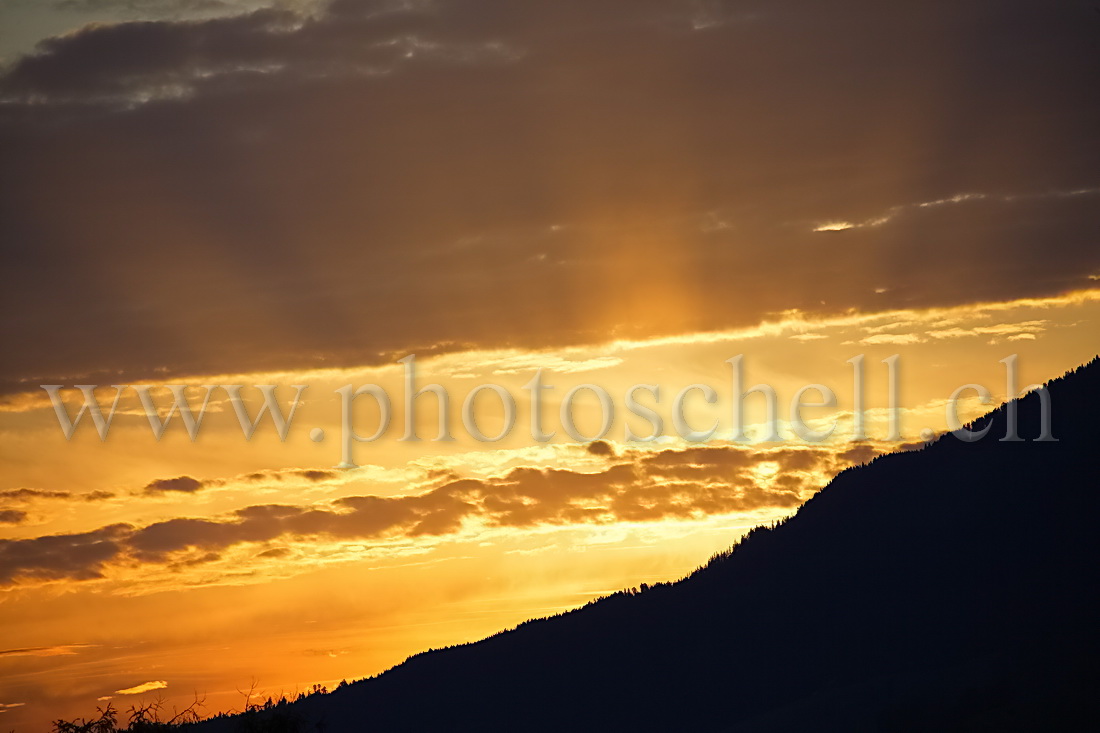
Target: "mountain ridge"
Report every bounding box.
[197,356,1100,732]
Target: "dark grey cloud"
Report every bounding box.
[0,443,872,586]
[0,509,29,524]
[241,468,339,483]
[0,489,71,502]
[142,475,205,494]
[0,488,115,502]
[0,524,131,584]
[0,0,1097,393]
[0,2,521,104]
[585,440,614,457]
[835,443,879,466]
[133,467,335,499]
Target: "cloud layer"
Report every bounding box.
[1,0,1097,393]
[0,442,882,587]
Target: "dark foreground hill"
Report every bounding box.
[198,358,1099,733]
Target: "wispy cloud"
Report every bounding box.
[812,221,856,232]
[858,333,924,345]
[926,320,1048,342]
[812,187,1100,233]
[0,644,96,658]
[114,681,168,695]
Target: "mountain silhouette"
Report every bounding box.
[197,358,1099,732]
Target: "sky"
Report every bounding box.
[1,0,1099,728]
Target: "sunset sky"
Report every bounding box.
[1,0,1098,728]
